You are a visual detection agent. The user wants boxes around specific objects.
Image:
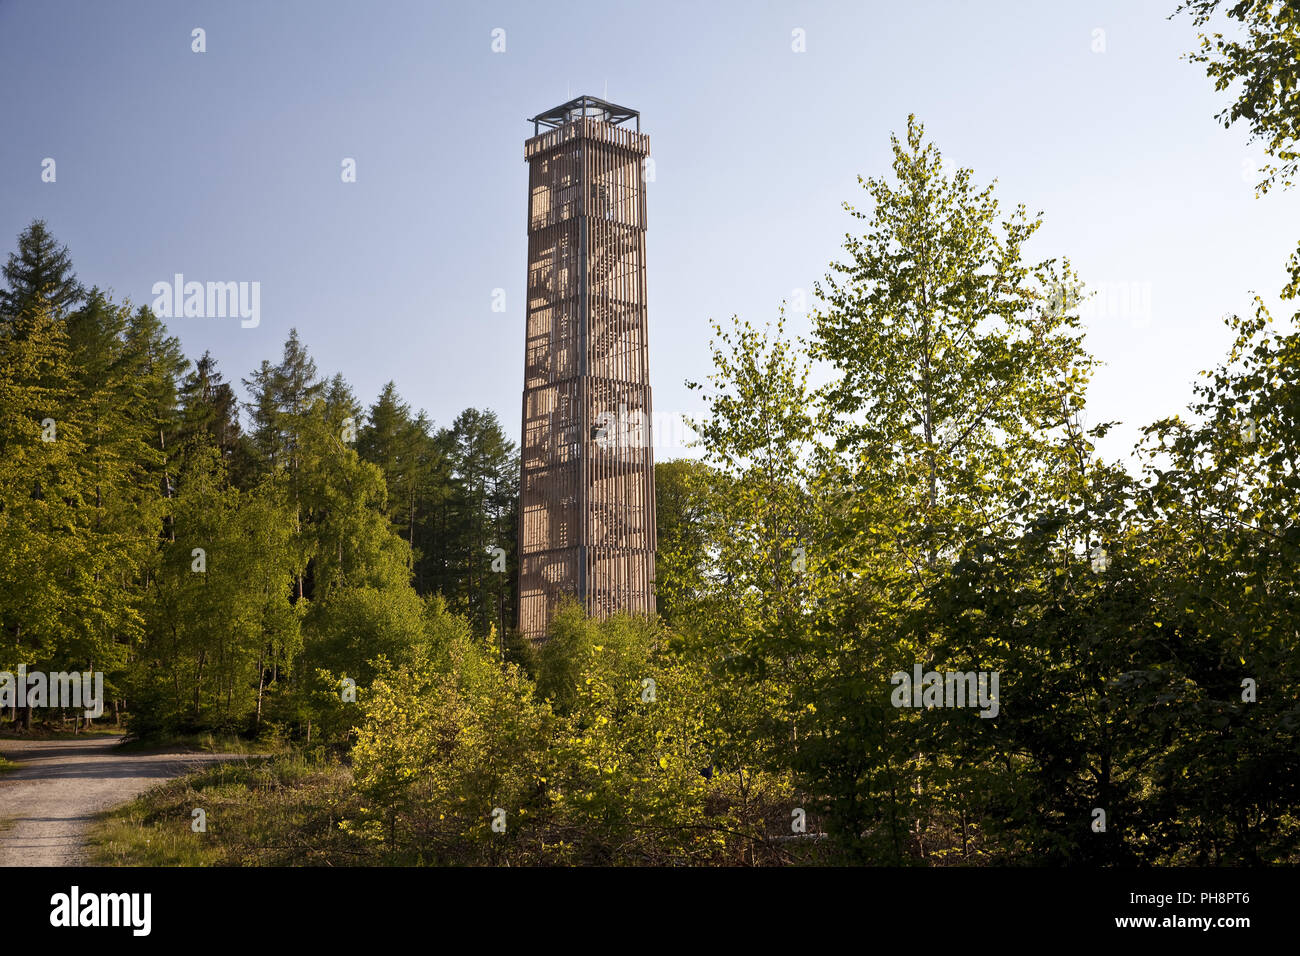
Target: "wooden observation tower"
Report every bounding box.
[517,95,657,641]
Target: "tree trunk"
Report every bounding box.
[255,645,267,726]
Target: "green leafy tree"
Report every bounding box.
[683,312,825,783]
[1177,0,1300,194]
[135,447,298,734]
[347,604,550,857]
[653,457,725,626]
[1177,1,1300,293]
[0,302,87,726]
[789,117,1102,861]
[1132,301,1300,862]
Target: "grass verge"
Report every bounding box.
[114,732,283,756]
[89,753,369,866]
[0,725,126,740]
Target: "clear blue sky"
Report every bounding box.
[2,0,1297,463]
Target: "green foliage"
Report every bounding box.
[653,458,722,626]
[0,219,83,318]
[0,301,90,682]
[178,351,248,481]
[302,584,426,689]
[346,607,549,856]
[133,447,298,735]
[0,221,524,743]
[1177,0,1300,194]
[0,283,177,724]
[1177,1,1300,295]
[782,117,1109,861]
[659,116,1299,866]
[8,58,1300,867]
[687,310,820,631]
[439,408,518,639]
[813,115,1098,569]
[345,603,787,864]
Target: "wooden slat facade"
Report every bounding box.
[518,102,657,642]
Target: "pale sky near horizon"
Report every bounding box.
[2,0,1297,467]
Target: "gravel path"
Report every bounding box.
[0,735,245,867]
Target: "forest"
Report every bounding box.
[0,0,1296,866]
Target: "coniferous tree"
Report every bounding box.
[243,329,325,599]
[179,351,247,481]
[122,306,189,499]
[359,383,425,566]
[442,408,518,639]
[0,220,85,319]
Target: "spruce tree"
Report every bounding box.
[0,220,85,319]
